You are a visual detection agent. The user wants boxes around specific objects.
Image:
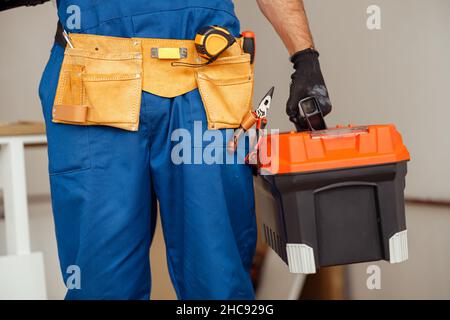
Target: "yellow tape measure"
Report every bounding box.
[194,26,236,63]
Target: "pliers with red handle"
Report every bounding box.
[227,87,274,164]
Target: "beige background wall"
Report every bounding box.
[1,0,450,299]
[1,1,449,205]
[237,0,450,201]
[346,204,450,299]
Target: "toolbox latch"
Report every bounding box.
[298,96,327,131]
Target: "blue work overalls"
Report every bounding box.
[38,0,257,300]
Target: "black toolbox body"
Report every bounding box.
[255,125,410,273]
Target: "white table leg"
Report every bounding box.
[0,139,31,255]
[0,138,47,299]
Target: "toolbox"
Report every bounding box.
[255,97,410,274]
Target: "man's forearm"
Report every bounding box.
[256,0,314,55]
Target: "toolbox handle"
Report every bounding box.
[298,97,327,132]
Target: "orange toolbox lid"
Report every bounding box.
[259,124,410,175]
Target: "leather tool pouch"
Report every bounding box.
[52,33,254,131]
[53,34,143,131]
[195,53,254,129]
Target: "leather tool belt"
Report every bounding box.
[52,32,254,131]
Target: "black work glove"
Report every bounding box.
[287,48,332,131]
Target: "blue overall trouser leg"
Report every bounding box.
[39,1,257,299]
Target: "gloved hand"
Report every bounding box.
[286,48,332,131]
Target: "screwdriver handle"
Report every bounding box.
[242,31,256,64]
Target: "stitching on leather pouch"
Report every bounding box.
[82,73,140,81]
[210,55,250,66]
[199,74,252,87]
[130,75,141,123]
[66,48,140,61]
[195,72,215,125]
[131,59,143,125]
[55,70,69,105]
[78,71,83,105]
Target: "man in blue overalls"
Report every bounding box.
[4,0,332,299]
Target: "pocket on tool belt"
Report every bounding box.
[82,73,141,124]
[52,47,143,131]
[195,53,254,130]
[54,64,85,108]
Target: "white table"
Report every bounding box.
[0,130,47,299]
